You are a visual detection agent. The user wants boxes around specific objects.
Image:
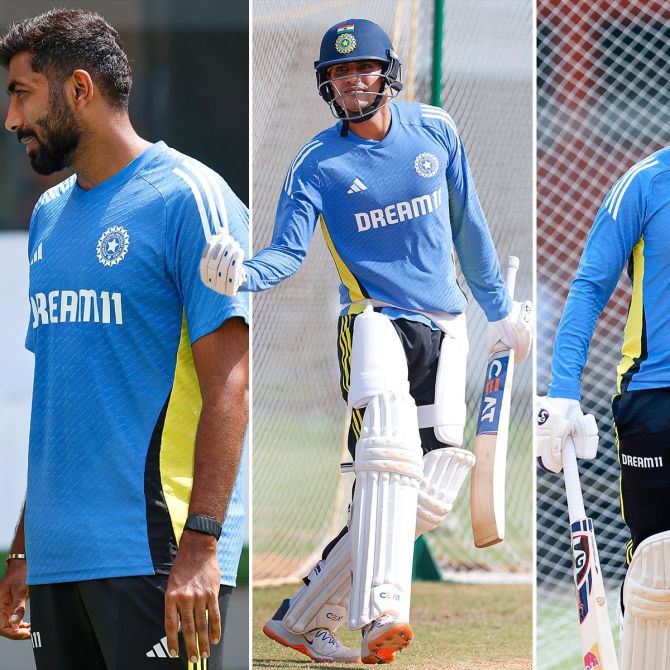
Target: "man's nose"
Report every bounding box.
[5,98,21,133]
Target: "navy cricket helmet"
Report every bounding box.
[314,19,403,123]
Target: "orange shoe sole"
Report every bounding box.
[263,623,326,663]
[262,623,363,664]
[361,622,413,664]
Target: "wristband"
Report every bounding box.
[5,553,26,564]
[184,514,222,540]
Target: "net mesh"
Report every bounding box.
[252,0,532,584]
[536,1,670,667]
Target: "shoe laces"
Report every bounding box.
[312,628,346,649]
[364,614,396,635]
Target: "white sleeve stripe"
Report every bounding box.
[172,167,213,242]
[183,158,229,236]
[284,139,322,192]
[604,156,656,209]
[210,176,229,237]
[38,175,77,207]
[286,141,323,196]
[181,160,222,233]
[608,159,658,221]
[420,105,459,132]
[283,140,321,192]
[421,112,459,134]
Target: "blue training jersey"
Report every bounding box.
[243,102,510,324]
[24,141,248,585]
[550,148,670,399]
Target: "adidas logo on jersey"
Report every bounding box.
[354,186,443,233]
[347,178,368,194]
[31,631,42,648]
[30,242,43,265]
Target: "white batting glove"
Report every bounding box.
[199,232,247,297]
[536,396,599,473]
[487,300,533,363]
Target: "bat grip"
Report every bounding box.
[502,255,519,301]
[563,437,587,524]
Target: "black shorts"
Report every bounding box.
[337,314,445,458]
[612,388,670,564]
[29,575,232,670]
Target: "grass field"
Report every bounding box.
[253,582,532,670]
[536,588,620,670]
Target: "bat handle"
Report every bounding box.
[502,255,520,301]
[563,437,587,524]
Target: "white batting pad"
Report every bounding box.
[416,326,468,446]
[349,391,423,629]
[622,530,670,670]
[347,306,409,409]
[415,448,476,535]
[283,533,350,634]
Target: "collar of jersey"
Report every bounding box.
[71,141,167,198]
[337,102,400,148]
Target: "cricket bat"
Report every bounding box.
[563,437,619,670]
[470,255,519,547]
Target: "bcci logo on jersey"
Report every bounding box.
[97,226,130,267]
[414,152,440,178]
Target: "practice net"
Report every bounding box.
[536,1,670,668]
[253,0,532,585]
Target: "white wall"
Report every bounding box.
[0,231,32,549]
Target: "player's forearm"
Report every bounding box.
[453,219,512,321]
[189,378,248,523]
[549,277,612,399]
[188,318,249,525]
[549,249,623,398]
[242,244,306,292]
[9,505,25,556]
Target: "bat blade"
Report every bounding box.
[470,255,519,548]
[571,518,620,669]
[471,348,515,547]
[563,439,619,670]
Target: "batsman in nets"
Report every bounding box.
[203,18,532,664]
[537,149,670,670]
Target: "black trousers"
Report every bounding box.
[29,575,232,670]
[612,388,670,565]
[337,314,445,458]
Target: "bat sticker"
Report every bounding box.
[476,353,510,435]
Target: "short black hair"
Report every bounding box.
[0,8,132,110]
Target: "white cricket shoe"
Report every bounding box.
[263,619,361,664]
[263,599,361,664]
[361,615,413,664]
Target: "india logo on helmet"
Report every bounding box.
[335,33,356,54]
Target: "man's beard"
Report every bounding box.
[23,90,81,176]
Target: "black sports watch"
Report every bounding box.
[184,514,222,540]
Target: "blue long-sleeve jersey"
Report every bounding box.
[243,102,511,325]
[550,148,670,399]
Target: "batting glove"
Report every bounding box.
[487,300,533,363]
[199,232,247,297]
[536,396,598,473]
